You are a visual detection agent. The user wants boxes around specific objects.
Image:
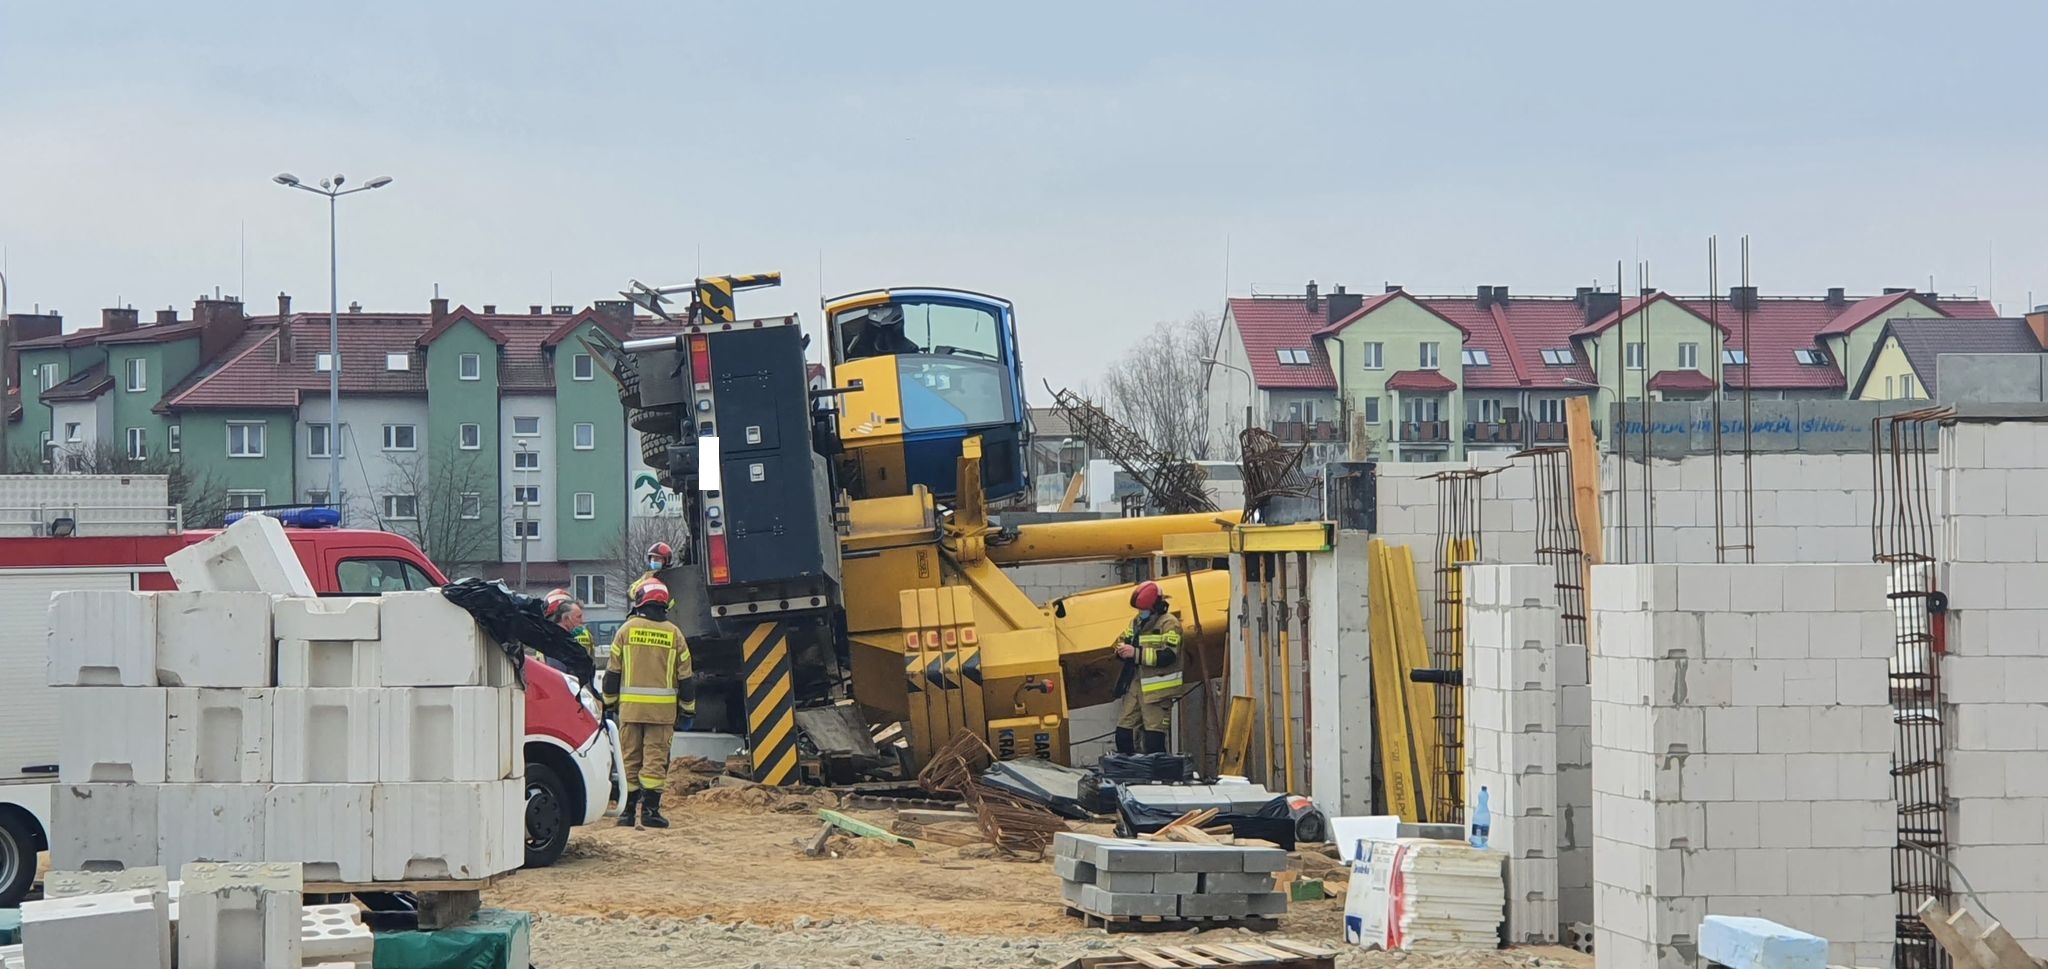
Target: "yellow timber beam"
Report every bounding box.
[1230,522,1334,554]
[985,510,1242,565]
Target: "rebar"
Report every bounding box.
[1239,427,1315,519]
[1515,447,1588,653]
[1049,384,1215,515]
[1427,467,1497,824]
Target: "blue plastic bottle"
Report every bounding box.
[1470,786,1492,849]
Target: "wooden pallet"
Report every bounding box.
[1065,906,1279,935]
[1055,937,1337,968]
[306,874,497,930]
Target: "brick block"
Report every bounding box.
[1200,871,1276,894]
[372,780,521,880]
[158,784,268,871]
[1076,884,1177,917]
[21,889,170,969]
[277,639,383,688]
[58,685,168,785]
[47,589,158,687]
[178,862,303,969]
[273,597,380,642]
[1093,870,1158,893]
[165,514,315,597]
[167,688,271,783]
[1236,846,1288,873]
[1171,846,1241,873]
[52,782,160,870]
[272,688,380,783]
[379,687,512,782]
[1052,855,1095,883]
[154,591,272,687]
[1071,837,1176,873]
[42,865,169,899]
[1178,892,1249,917]
[377,592,493,686]
[300,904,373,964]
[1151,872,1198,894]
[264,785,371,883]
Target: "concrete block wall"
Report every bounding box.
[1601,453,1886,565]
[1590,563,1898,969]
[1372,457,1543,619]
[1937,419,2048,949]
[1462,564,1560,943]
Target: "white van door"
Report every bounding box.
[0,569,139,781]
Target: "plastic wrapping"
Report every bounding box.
[1114,787,1329,849]
[438,578,597,690]
[1096,752,1195,784]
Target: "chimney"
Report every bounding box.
[1581,289,1621,324]
[1727,286,1758,310]
[101,307,139,334]
[529,304,544,315]
[482,304,497,315]
[430,297,450,329]
[155,309,179,326]
[1640,286,1657,297]
[594,299,634,324]
[1476,285,1494,310]
[1384,283,1401,293]
[2027,307,2048,351]
[1825,287,1846,306]
[348,301,362,313]
[550,304,573,315]
[1304,281,1319,314]
[4,312,61,391]
[1491,285,1510,306]
[1324,284,1363,326]
[1883,287,1909,295]
[275,292,295,363]
[191,296,249,362]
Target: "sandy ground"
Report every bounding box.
[486,762,1594,969]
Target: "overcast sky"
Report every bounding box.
[3,1,2044,400]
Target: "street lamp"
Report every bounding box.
[1199,356,1256,438]
[273,172,393,520]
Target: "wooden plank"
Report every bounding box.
[804,823,834,856]
[1918,899,1996,969]
[1365,539,1425,822]
[305,876,494,893]
[896,809,978,825]
[1117,948,1182,969]
[1190,943,1275,963]
[1943,908,2012,969]
[818,808,916,847]
[1262,939,1340,958]
[1565,395,1603,565]
[890,819,986,847]
[1388,544,1441,821]
[1154,946,1222,967]
[1957,910,2037,969]
[1230,942,1300,962]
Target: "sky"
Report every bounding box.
[3,1,2045,402]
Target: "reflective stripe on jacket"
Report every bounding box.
[1127,612,1184,700]
[603,615,693,726]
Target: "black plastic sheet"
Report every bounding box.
[438,578,597,690]
[1096,752,1196,784]
[1113,788,1329,850]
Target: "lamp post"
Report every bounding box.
[1200,356,1256,441]
[272,172,393,519]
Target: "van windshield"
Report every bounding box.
[337,558,436,593]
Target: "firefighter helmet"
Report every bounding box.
[1130,580,1163,612]
[633,578,672,608]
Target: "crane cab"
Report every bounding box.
[825,287,1029,502]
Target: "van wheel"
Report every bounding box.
[524,763,571,869]
[0,812,38,907]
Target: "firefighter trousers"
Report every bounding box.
[1116,689,1171,732]
[619,722,670,792]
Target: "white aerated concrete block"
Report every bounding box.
[158,784,267,871]
[277,639,383,688]
[167,688,271,783]
[51,783,160,871]
[272,689,380,783]
[21,889,170,969]
[165,513,316,597]
[153,590,273,687]
[178,862,303,969]
[379,687,514,782]
[273,597,380,642]
[300,904,373,964]
[59,686,167,783]
[264,786,371,883]
[47,589,158,686]
[372,781,522,880]
[377,592,495,686]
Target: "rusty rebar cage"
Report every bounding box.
[1427,467,1496,824]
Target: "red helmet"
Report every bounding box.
[633,578,672,608]
[542,596,578,624]
[646,542,673,564]
[1130,581,1163,612]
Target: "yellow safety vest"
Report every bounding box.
[1131,614,1185,695]
[605,616,692,726]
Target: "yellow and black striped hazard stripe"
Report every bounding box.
[695,273,782,323]
[740,620,798,785]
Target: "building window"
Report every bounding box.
[459,493,482,519]
[574,574,608,607]
[1678,342,1700,370]
[306,489,348,506]
[125,358,147,392]
[307,422,344,459]
[382,424,417,451]
[513,449,539,470]
[1886,376,1895,398]
[227,490,266,510]
[573,422,595,450]
[1792,348,1826,366]
[1725,349,1750,366]
[1403,397,1441,422]
[513,416,539,436]
[573,491,595,519]
[1419,342,1440,370]
[63,422,81,443]
[1462,349,1490,366]
[36,363,60,390]
[1901,374,1918,399]
[1540,348,1575,365]
[1361,342,1384,370]
[1361,397,1381,424]
[385,352,411,372]
[1537,398,1566,423]
[167,425,181,453]
[459,423,482,449]
[1475,399,1502,423]
[513,519,542,540]
[315,352,337,372]
[383,494,419,520]
[572,353,595,380]
[227,421,265,458]
[126,427,147,460]
[1274,348,1311,365]
[458,352,482,381]
[515,485,540,505]
[1625,342,1645,370]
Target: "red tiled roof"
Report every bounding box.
[1312,291,1405,337]
[541,309,627,348]
[417,306,508,347]
[1225,297,1337,390]
[1646,369,1717,393]
[1417,297,1598,390]
[1385,369,1457,393]
[98,323,203,346]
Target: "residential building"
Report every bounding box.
[1208,281,1999,463]
[1205,288,1348,464]
[1852,314,2048,401]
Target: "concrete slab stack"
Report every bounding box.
[1590,563,1898,969]
[1461,564,1561,944]
[46,513,525,885]
[1052,833,1288,923]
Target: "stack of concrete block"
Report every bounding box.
[1590,563,1898,969]
[179,862,304,967]
[1461,564,1561,944]
[1052,833,1287,922]
[47,512,524,885]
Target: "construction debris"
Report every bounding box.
[818,809,918,848]
[1055,938,1340,969]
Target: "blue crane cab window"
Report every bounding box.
[899,357,1012,430]
[837,300,1004,364]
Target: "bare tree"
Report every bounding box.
[354,449,498,577]
[601,515,692,606]
[13,441,231,529]
[1095,311,1218,462]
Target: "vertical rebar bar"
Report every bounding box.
[1709,236,1726,563]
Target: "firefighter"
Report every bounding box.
[601,578,695,829]
[541,590,594,662]
[1111,580,1183,755]
[627,541,674,605]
